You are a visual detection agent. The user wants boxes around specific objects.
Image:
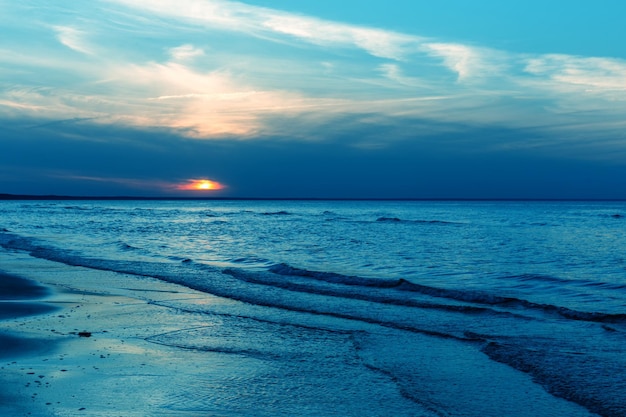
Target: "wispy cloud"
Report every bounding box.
[378,64,427,88]
[260,14,418,60]
[0,99,45,112]
[524,54,626,92]
[113,61,353,137]
[0,0,625,157]
[106,0,421,60]
[54,26,94,55]
[50,173,228,193]
[421,42,496,81]
[169,44,205,61]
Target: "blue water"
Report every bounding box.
[1,200,625,416]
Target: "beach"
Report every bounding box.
[0,249,602,417]
[2,200,624,416]
[1,252,444,417]
[0,251,249,416]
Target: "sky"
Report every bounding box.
[1,0,626,198]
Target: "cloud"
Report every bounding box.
[106,0,421,60]
[378,64,428,88]
[1,0,625,154]
[0,88,105,121]
[54,26,94,55]
[0,99,45,112]
[1,62,353,139]
[421,42,492,81]
[51,174,226,193]
[524,54,626,92]
[54,174,171,189]
[4,116,626,198]
[169,44,205,61]
[113,61,355,137]
[260,14,418,60]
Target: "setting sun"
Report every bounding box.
[175,179,225,191]
[197,180,215,190]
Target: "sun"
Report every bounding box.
[197,180,214,190]
[175,179,225,191]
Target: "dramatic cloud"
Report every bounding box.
[1,1,626,197]
[2,0,625,144]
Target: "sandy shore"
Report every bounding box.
[0,251,243,417]
[1,249,602,417]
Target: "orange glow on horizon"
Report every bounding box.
[176,179,225,191]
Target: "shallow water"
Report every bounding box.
[1,200,625,416]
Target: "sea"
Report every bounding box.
[1,199,625,417]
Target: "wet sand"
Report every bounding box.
[0,252,240,416]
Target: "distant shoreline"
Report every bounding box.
[2,193,625,202]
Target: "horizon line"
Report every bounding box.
[2,193,626,202]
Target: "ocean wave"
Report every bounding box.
[4,201,625,417]
[579,281,626,291]
[260,211,292,216]
[376,217,458,225]
[505,273,571,284]
[225,267,498,316]
[376,217,402,222]
[268,263,401,288]
[396,280,626,323]
[267,262,626,324]
[62,205,93,211]
[118,241,141,251]
[483,341,626,417]
[2,230,624,328]
[0,230,506,342]
[509,273,626,292]
[206,220,229,225]
[229,256,275,267]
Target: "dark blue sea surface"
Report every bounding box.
[1,200,625,416]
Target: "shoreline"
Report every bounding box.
[0,249,604,417]
[0,272,59,322]
[0,251,237,416]
[0,271,62,363]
